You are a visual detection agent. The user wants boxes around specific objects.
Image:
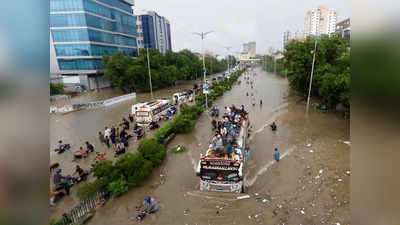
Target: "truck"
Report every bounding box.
[196,115,249,193]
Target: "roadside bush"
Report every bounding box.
[91,160,119,182]
[180,105,203,120]
[114,152,153,186]
[76,182,100,200]
[108,179,128,198]
[154,120,176,143]
[50,82,65,95]
[174,115,196,133]
[137,138,167,167]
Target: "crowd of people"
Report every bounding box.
[209,104,249,160]
[98,115,147,158]
[51,113,140,206]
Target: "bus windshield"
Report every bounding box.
[200,169,239,182]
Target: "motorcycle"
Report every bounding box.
[149,121,160,130]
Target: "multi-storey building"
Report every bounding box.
[283,30,305,49]
[50,0,137,90]
[283,30,291,49]
[243,43,249,53]
[247,42,256,58]
[335,18,350,41]
[134,9,172,53]
[304,5,337,37]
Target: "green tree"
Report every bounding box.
[283,36,350,108]
[50,83,65,95]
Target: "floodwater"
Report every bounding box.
[50,67,350,225]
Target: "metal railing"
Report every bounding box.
[55,191,107,225]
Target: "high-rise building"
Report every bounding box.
[243,43,249,53]
[134,9,172,53]
[304,5,337,37]
[247,42,256,58]
[50,0,137,90]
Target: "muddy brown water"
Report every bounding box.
[50,67,350,225]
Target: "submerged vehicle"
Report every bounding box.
[132,99,171,125]
[196,115,249,193]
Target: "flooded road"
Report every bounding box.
[51,67,350,225]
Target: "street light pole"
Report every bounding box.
[146,48,153,100]
[306,37,318,113]
[224,46,231,73]
[194,31,213,113]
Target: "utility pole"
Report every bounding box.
[193,31,213,113]
[306,37,318,114]
[146,48,153,100]
[224,46,232,73]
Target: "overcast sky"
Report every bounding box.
[134,0,350,56]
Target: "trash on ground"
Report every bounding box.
[345,170,350,175]
[237,195,250,200]
[319,169,324,174]
[343,141,351,146]
[309,150,314,153]
[337,201,345,207]
[338,178,343,182]
[306,143,312,147]
[262,199,267,203]
[300,209,305,215]
[184,209,190,215]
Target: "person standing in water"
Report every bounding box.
[274,148,280,162]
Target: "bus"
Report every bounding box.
[196,115,249,193]
[132,99,172,125]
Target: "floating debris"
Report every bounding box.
[237,195,250,200]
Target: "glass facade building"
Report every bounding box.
[135,10,172,53]
[50,0,137,72]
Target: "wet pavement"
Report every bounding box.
[50,67,350,225]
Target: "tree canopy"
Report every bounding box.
[283,36,350,108]
[103,49,230,93]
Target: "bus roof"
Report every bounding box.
[133,99,170,111]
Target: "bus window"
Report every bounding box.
[136,111,149,117]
